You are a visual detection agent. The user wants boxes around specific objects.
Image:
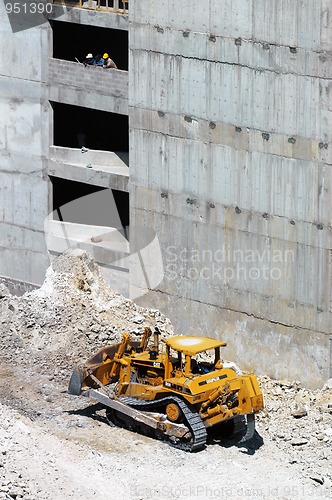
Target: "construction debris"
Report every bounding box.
[257,376,332,487]
[0,250,331,498]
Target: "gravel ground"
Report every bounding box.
[0,250,331,499]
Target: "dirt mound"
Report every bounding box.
[257,376,332,487]
[0,249,174,371]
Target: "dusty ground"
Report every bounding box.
[0,250,331,500]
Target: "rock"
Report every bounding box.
[309,475,324,485]
[324,428,332,437]
[8,302,18,313]
[292,407,307,418]
[0,284,10,298]
[321,403,332,414]
[290,438,308,446]
[322,378,332,390]
[279,380,295,389]
[91,236,102,243]
[90,324,100,333]
[8,487,25,498]
[98,332,108,342]
[273,386,283,396]
[130,315,145,324]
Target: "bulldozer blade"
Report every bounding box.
[239,414,255,443]
[68,366,85,395]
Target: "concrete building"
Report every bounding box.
[0,2,130,295]
[0,1,331,387]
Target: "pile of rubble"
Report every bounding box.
[0,249,174,372]
[0,249,331,494]
[257,376,332,487]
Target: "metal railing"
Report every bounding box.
[53,0,128,14]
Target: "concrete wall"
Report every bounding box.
[49,5,129,31]
[129,0,332,388]
[0,4,50,285]
[1,0,330,386]
[49,59,128,114]
[0,277,38,296]
[0,5,129,287]
[47,146,129,191]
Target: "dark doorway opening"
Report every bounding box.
[50,20,128,70]
[52,102,129,153]
[113,189,129,228]
[50,177,129,229]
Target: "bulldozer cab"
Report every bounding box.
[164,336,227,378]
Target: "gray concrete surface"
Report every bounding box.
[0,7,50,285]
[129,0,332,388]
[0,276,39,296]
[49,4,129,31]
[0,4,129,286]
[0,1,331,387]
[47,146,129,191]
[49,60,128,115]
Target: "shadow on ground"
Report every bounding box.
[66,403,264,454]
[207,419,264,454]
[65,403,108,424]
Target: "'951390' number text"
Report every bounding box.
[5,2,53,14]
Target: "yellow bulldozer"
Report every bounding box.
[69,327,263,451]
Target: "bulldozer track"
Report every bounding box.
[113,395,207,452]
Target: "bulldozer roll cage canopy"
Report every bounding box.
[165,336,227,356]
